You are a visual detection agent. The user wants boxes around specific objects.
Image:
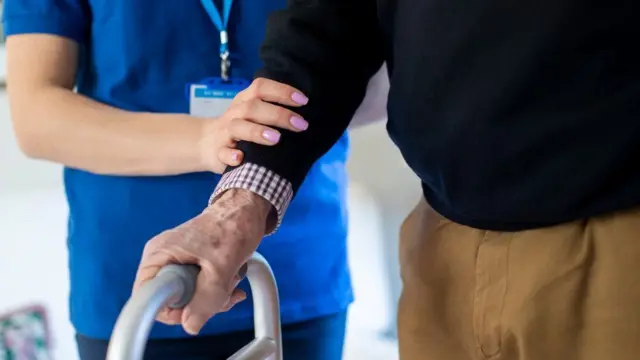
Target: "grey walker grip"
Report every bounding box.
[163,263,248,309]
[106,253,281,360]
[159,264,199,309]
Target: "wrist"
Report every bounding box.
[192,188,272,277]
[205,189,275,234]
[154,113,210,173]
[122,113,211,175]
[196,118,215,172]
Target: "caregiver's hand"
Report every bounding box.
[202,78,310,173]
[133,189,272,335]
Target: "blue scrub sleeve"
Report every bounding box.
[2,0,89,44]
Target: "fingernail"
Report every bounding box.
[291,92,309,105]
[165,319,178,325]
[184,315,205,336]
[231,151,240,162]
[235,292,247,302]
[262,130,281,143]
[290,116,309,131]
[229,294,247,309]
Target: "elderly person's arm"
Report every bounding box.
[133,0,384,335]
[213,0,385,232]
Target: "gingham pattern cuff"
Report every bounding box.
[210,163,294,235]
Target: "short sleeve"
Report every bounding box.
[2,0,90,44]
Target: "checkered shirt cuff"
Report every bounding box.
[209,163,294,235]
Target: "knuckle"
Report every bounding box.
[253,125,266,140]
[221,127,232,141]
[235,88,248,99]
[248,80,263,98]
[249,86,261,99]
[239,101,255,118]
[274,106,290,122]
[227,117,240,131]
[252,77,266,89]
[142,239,157,254]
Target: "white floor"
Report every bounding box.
[0,185,399,360]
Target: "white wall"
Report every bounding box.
[346,123,422,338]
[0,89,74,359]
[0,131,62,191]
[347,65,423,336]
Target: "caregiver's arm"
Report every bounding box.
[6,34,209,175]
[6,35,305,175]
[212,0,384,232]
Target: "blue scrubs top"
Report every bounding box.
[3,0,352,339]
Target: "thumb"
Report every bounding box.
[181,270,229,335]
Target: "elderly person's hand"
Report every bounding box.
[133,77,304,334]
[132,189,273,335]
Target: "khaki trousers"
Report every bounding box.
[397,199,640,360]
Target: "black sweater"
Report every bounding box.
[230,0,640,231]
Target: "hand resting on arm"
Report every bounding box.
[6,34,308,176]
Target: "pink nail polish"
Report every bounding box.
[290,116,309,130]
[262,130,281,143]
[291,92,309,105]
[231,152,239,162]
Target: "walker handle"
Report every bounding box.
[106,253,282,360]
[162,263,248,309]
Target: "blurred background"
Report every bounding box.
[0,29,422,359]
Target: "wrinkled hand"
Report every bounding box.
[200,78,310,173]
[132,189,273,335]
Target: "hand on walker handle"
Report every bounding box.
[132,188,272,335]
[110,253,282,360]
[202,78,310,173]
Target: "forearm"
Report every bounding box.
[11,86,206,176]
[212,0,384,234]
[204,188,274,243]
[234,0,384,189]
[199,189,273,277]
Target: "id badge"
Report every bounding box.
[187,77,250,118]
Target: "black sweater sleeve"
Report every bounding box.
[228,0,384,192]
